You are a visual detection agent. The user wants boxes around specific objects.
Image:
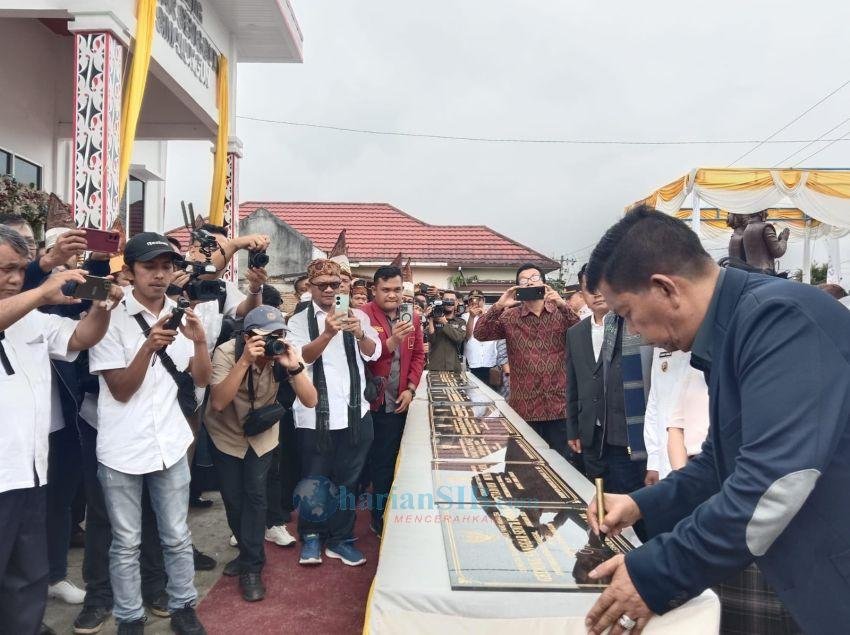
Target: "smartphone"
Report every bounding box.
[399,302,413,324]
[63,275,112,301]
[334,293,350,315]
[515,286,545,301]
[82,228,121,253]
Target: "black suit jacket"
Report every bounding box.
[566,316,606,447]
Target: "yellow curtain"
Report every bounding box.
[208,55,229,226]
[119,0,157,201]
[674,207,820,229]
[694,168,774,192]
[805,170,850,200]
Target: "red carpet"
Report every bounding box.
[198,510,380,635]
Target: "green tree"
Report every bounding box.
[810,262,828,285]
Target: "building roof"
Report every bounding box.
[166,202,560,271]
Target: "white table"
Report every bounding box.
[364,373,720,635]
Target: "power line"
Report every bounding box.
[728,78,850,167]
[235,114,850,147]
[794,128,850,166]
[773,115,850,167]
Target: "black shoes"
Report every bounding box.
[239,572,266,602]
[223,556,242,577]
[170,603,206,635]
[189,496,213,509]
[192,546,216,571]
[116,617,146,634]
[143,590,170,618]
[74,605,112,634]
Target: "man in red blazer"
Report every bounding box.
[360,266,425,537]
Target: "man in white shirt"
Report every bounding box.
[89,233,211,634]
[0,226,116,634]
[643,349,688,482]
[288,259,380,568]
[462,290,501,386]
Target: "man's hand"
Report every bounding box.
[275,341,304,371]
[324,312,345,337]
[469,303,484,317]
[143,315,178,352]
[245,266,267,294]
[568,439,582,454]
[389,319,414,346]
[544,284,566,307]
[169,270,191,295]
[235,234,270,253]
[91,277,124,312]
[585,554,654,634]
[587,492,642,537]
[178,308,206,345]
[435,315,448,325]
[644,470,659,486]
[340,312,364,338]
[38,269,88,306]
[241,334,266,365]
[41,229,88,270]
[394,389,414,414]
[494,286,520,310]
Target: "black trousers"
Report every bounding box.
[46,425,82,583]
[366,410,407,530]
[0,486,47,635]
[528,418,584,472]
[468,366,491,384]
[297,414,374,546]
[582,427,646,494]
[211,443,273,573]
[77,419,167,608]
[266,411,300,527]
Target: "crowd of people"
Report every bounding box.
[1,205,849,635]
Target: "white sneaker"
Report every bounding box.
[48,579,86,604]
[229,534,238,547]
[265,524,296,547]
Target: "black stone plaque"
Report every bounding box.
[430,403,503,419]
[438,503,633,591]
[432,434,533,462]
[428,371,477,389]
[429,386,495,405]
[430,416,518,436]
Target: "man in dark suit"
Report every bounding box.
[581,206,850,635]
[567,265,645,492]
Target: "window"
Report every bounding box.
[127,176,145,236]
[0,149,10,177]
[12,156,41,188]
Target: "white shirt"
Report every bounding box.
[194,280,246,354]
[89,292,196,475]
[461,311,499,368]
[288,303,381,430]
[643,348,691,479]
[0,310,77,493]
[578,305,593,321]
[667,364,710,457]
[590,314,606,362]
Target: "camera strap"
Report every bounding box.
[131,312,188,389]
[247,364,256,413]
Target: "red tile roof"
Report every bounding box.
[166,202,560,271]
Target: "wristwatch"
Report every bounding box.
[407,386,416,397]
[287,362,305,377]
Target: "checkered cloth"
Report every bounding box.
[714,564,803,634]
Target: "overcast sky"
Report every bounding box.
[167,0,850,279]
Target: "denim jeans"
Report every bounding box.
[98,456,196,623]
[46,425,82,583]
[210,443,273,573]
[297,413,374,546]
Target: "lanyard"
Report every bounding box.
[0,332,14,375]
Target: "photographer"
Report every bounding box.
[0,226,116,634]
[462,290,501,388]
[425,290,465,372]
[88,232,211,634]
[206,306,316,602]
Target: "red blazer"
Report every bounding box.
[361,301,425,411]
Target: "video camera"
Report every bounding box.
[170,202,227,303]
[429,298,455,318]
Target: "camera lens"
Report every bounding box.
[249,251,269,268]
[264,337,286,357]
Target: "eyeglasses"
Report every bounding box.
[310,281,341,291]
[518,273,541,285]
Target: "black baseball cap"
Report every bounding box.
[124,232,181,264]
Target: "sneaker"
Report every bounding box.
[116,617,146,635]
[325,539,366,566]
[192,547,216,571]
[299,534,322,565]
[265,525,296,547]
[228,534,238,547]
[223,557,241,577]
[74,606,112,634]
[238,572,266,602]
[169,603,206,635]
[48,578,86,604]
[143,590,170,618]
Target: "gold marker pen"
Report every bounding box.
[595,477,606,540]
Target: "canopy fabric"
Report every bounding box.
[635,168,850,230]
[672,208,845,243]
[208,55,230,226]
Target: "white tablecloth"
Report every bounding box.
[364,373,720,635]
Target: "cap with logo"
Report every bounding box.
[124,232,180,263]
[244,305,288,335]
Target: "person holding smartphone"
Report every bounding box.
[206,306,316,602]
[474,263,579,460]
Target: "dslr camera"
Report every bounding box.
[248,249,269,269]
[263,335,287,357]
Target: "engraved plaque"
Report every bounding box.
[430,386,495,405]
[430,417,518,436]
[430,403,503,419]
[432,434,531,462]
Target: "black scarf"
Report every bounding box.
[307,303,362,452]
